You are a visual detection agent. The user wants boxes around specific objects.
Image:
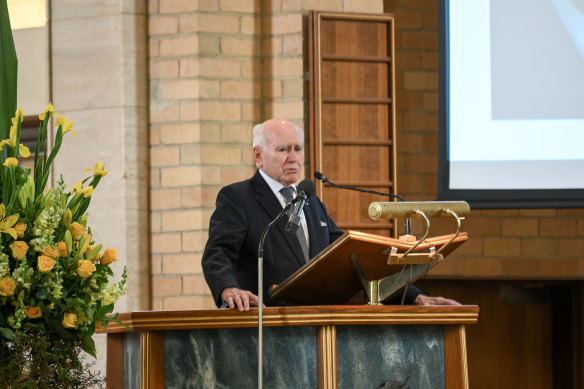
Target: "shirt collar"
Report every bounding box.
[258,169,297,197]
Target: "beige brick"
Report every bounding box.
[464,258,504,277]
[267,58,303,77]
[222,166,256,184]
[161,166,202,187]
[222,124,253,143]
[149,0,158,14]
[422,92,438,111]
[241,102,262,121]
[152,277,182,297]
[263,80,282,99]
[269,100,304,120]
[541,259,579,277]
[150,168,161,188]
[151,298,163,311]
[220,80,260,99]
[199,36,220,56]
[183,275,209,295]
[180,58,200,77]
[240,15,260,35]
[403,71,438,91]
[198,0,219,11]
[540,219,577,237]
[162,253,202,274]
[151,233,182,253]
[270,14,302,34]
[200,101,241,121]
[163,295,215,310]
[201,145,242,165]
[179,13,199,33]
[159,0,198,13]
[202,187,220,207]
[162,209,203,231]
[221,0,258,13]
[182,231,206,252]
[150,126,161,145]
[150,101,180,123]
[282,78,303,98]
[149,16,178,35]
[200,58,241,78]
[201,124,221,143]
[343,0,382,13]
[302,0,342,11]
[199,14,240,34]
[182,187,202,207]
[241,59,262,78]
[201,166,222,185]
[502,258,541,278]
[221,37,259,57]
[151,188,182,210]
[282,34,303,55]
[200,80,220,98]
[161,123,200,144]
[150,60,179,79]
[241,149,256,166]
[149,40,159,57]
[161,79,200,99]
[160,36,199,57]
[402,31,438,50]
[151,254,162,276]
[180,100,200,121]
[151,213,161,232]
[180,144,201,164]
[150,146,180,166]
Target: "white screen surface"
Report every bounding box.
[447,0,584,191]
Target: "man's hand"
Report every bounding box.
[414,294,461,306]
[221,287,260,311]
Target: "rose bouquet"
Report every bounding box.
[0,104,126,387]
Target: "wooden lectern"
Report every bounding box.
[270,230,468,305]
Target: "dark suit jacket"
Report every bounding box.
[202,170,420,307]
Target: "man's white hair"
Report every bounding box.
[252,121,304,150]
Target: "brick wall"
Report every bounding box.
[148,0,386,310]
[386,0,584,279]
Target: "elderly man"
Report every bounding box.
[202,119,458,311]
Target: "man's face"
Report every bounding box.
[254,121,304,186]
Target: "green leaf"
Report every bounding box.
[35,286,48,300]
[80,333,97,358]
[46,318,74,340]
[0,0,18,146]
[0,326,14,340]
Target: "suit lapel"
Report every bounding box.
[251,171,305,266]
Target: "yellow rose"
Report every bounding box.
[76,260,96,279]
[56,241,68,257]
[9,241,28,260]
[0,277,16,296]
[101,247,118,266]
[3,157,18,168]
[38,255,56,273]
[42,245,59,259]
[24,306,42,319]
[62,312,78,329]
[14,222,26,237]
[69,222,86,241]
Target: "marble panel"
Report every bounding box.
[124,331,141,389]
[336,325,445,389]
[164,326,318,388]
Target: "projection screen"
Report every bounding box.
[437,0,584,208]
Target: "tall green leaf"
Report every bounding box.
[0,0,18,146]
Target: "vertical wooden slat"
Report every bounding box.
[140,331,165,389]
[317,325,337,389]
[443,325,469,389]
[106,333,124,389]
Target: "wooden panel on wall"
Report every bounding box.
[309,11,397,237]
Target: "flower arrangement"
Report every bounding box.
[0,104,126,387]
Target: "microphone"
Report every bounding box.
[285,179,316,234]
[314,171,405,201]
[314,171,412,235]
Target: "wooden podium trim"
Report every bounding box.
[98,305,479,332]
